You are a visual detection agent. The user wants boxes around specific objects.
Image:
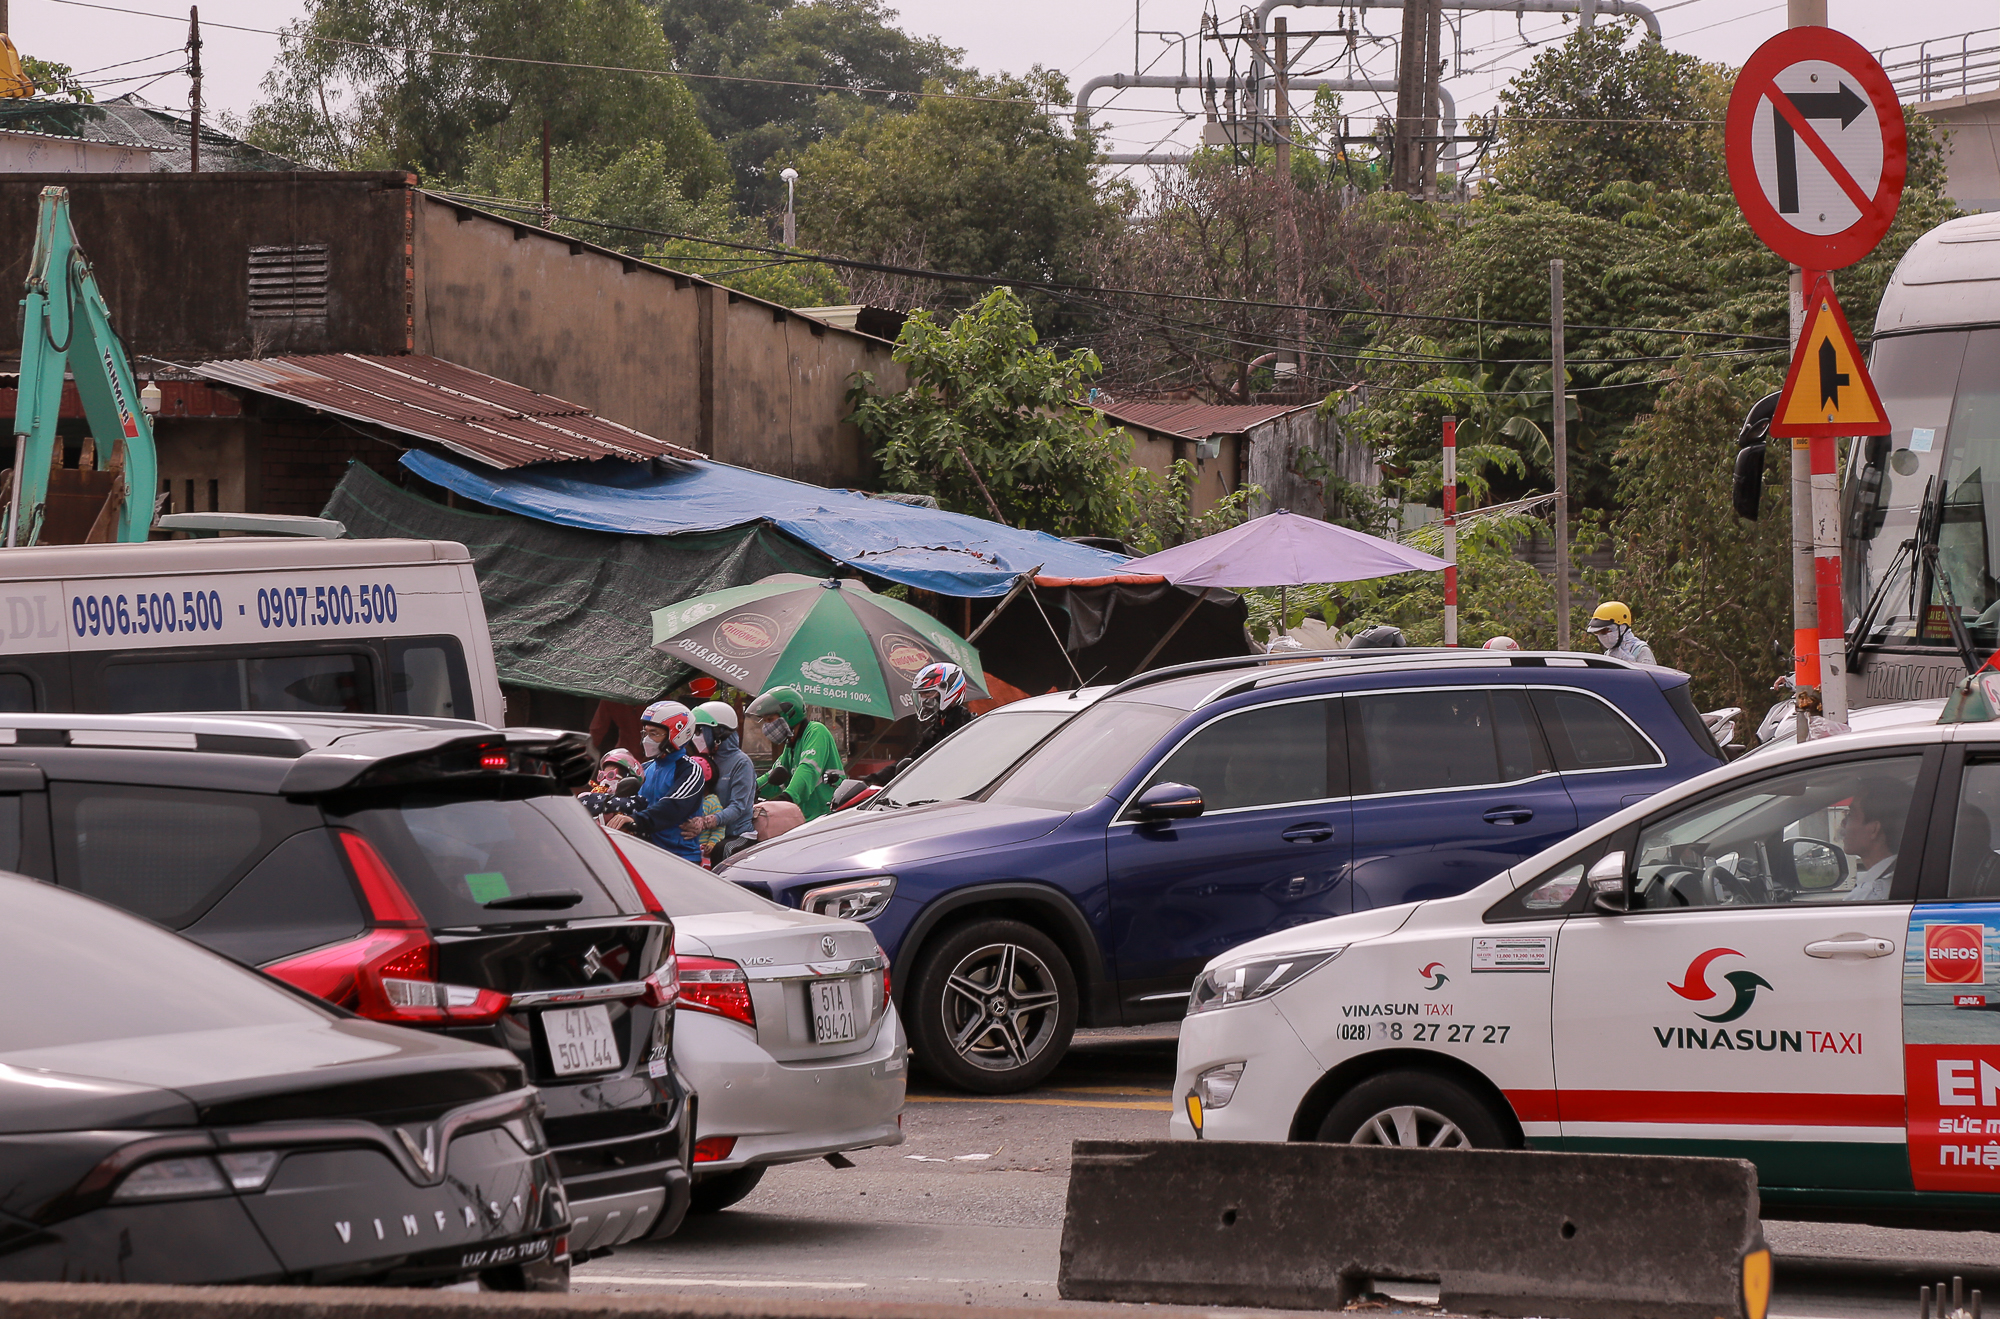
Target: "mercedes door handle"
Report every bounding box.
[1804,935,1896,959]
[1281,823,1335,843]
[1483,807,1535,825]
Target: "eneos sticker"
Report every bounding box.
[1927,924,1986,985]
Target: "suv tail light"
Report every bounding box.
[692,1136,736,1163]
[676,955,753,1027]
[641,941,680,1009]
[263,830,510,1025]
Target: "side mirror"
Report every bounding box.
[1789,837,1850,890]
[1587,850,1630,914]
[615,776,641,797]
[1732,443,1766,520]
[894,758,913,775]
[1133,781,1204,822]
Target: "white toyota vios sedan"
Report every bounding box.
[610,831,907,1213]
[1174,716,2000,1224]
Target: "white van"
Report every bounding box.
[0,537,502,723]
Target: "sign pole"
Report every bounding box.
[1443,414,1457,646]
[1787,0,1821,742]
[1808,294,1849,724]
[1790,271,1817,742]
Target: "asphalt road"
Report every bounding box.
[577,1025,2000,1317]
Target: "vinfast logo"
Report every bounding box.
[1419,962,1449,991]
[1668,947,1772,1024]
[1926,924,1986,986]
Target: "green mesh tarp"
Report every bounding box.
[324,463,835,703]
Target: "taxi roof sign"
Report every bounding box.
[1769,277,1889,437]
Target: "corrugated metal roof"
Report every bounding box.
[1098,400,1315,438]
[194,354,704,469]
[0,95,299,172]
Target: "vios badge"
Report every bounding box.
[1926,924,1986,985]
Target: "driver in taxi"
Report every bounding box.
[1842,779,1904,901]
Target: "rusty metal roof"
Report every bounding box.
[1097,401,1315,438]
[193,354,702,469]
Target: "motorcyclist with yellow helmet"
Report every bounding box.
[1584,601,1656,665]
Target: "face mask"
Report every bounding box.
[642,734,664,757]
[1592,629,1617,652]
[762,718,791,747]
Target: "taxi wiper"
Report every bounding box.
[484,890,584,910]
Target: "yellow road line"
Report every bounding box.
[907,1094,1173,1111]
[1040,1084,1172,1096]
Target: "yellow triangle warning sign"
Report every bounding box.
[1770,278,1890,437]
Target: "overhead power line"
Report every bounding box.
[432,193,1785,345]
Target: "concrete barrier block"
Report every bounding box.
[1058,1139,1767,1319]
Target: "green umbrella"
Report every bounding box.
[651,574,988,719]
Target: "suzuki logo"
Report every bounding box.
[582,945,605,978]
[1669,947,1773,1024]
[822,935,839,958]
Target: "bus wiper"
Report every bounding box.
[1922,543,1983,676]
[484,890,584,910]
[1846,537,1914,674]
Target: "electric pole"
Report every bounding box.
[186,6,201,174]
[1274,17,1291,178]
[1421,0,1442,201]
[1394,0,1423,193]
[1552,259,1570,650]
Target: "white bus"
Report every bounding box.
[1843,210,2000,707]
[0,536,503,723]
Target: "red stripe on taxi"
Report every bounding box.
[1550,1090,1905,1126]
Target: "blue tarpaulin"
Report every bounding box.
[401,451,1137,598]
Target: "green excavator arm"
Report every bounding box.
[11,185,159,545]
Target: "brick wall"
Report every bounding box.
[254,415,404,517]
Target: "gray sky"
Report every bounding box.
[16,0,1996,166]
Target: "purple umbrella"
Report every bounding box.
[1121,508,1447,587]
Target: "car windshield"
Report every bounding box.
[614,833,776,916]
[331,788,643,926]
[0,877,328,1053]
[984,699,1186,813]
[875,708,1077,807]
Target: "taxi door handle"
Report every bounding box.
[1483,807,1535,825]
[1804,935,1896,959]
[1282,823,1335,843]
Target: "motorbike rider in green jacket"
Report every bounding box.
[748,685,843,821]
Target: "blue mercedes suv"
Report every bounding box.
[720,651,1725,1091]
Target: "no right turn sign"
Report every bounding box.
[1726,26,1906,270]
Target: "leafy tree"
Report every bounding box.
[1123,460,1260,556]
[246,0,726,196]
[1583,355,1790,714]
[453,138,848,305]
[787,69,1125,316]
[21,55,91,102]
[657,0,965,207]
[848,288,1134,537]
[1491,18,1731,210]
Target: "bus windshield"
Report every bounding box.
[1844,328,2000,653]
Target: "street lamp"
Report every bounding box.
[780,167,798,246]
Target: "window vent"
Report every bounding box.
[247,244,330,320]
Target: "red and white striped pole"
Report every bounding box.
[1443,413,1458,646]
[1806,275,1848,724]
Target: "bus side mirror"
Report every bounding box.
[1733,442,1766,520]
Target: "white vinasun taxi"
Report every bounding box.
[1175,721,2000,1218]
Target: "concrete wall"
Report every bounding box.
[1246,410,1377,518]
[413,194,904,488]
[1124,427,1244,516]
[0,133,148,172]
[1919,89,2000,214]
[0,172,412,366]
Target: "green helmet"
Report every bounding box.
[747,685,806,728]
[692,700,739,731]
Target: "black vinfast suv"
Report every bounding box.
[0,713,692,1262]
[0,875,567,1286]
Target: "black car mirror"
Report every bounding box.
[615,776,641,796]
[1133,782,1203,823]
[1587,850,1630,914]
[1789,837,1849,890]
